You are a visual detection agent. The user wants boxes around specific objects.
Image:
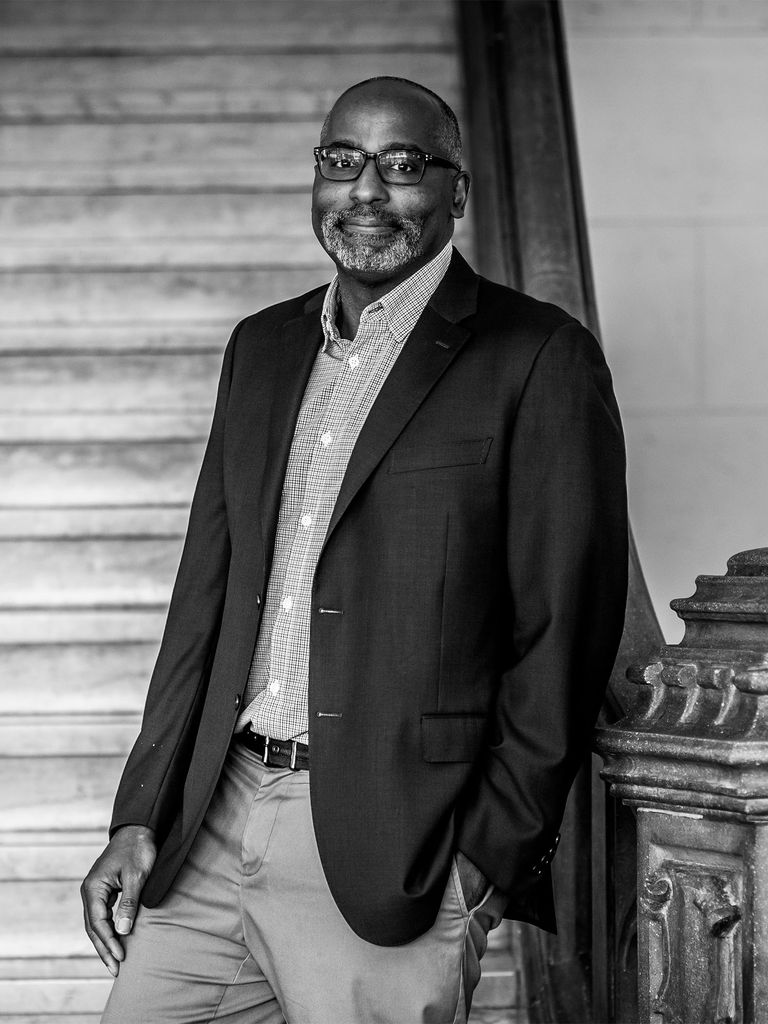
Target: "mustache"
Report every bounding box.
[329,205,403,228]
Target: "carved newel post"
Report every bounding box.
[597,549,768,1024]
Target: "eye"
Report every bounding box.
[326,148,359,169]
[385,151,421,174]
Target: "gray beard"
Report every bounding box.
[320,209,425,273]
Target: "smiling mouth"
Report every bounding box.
[341,221,396,235]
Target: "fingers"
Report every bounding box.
[81,827,156,975]
[81,877,124,977]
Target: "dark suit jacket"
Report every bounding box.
[111,249,628,946]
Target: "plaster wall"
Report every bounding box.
[564,0,768,640]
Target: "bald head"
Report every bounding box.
[321,77,462,166]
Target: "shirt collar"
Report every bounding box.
[320,241,453,353]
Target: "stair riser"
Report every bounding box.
[0,268,328,323]
[0,193,473,269]
[0,0,452,53]
[0,52,458,120]
[0,643,154,713]
[0,441,205,505]
[0,756,123,831]
[0,352,221,413]
[1,537,185,606]
[1,122,322,189]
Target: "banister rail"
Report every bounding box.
[457,3,664,1020]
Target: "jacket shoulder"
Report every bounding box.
[474,275,580,338]
[232,282,328,339]
[466,275,609,392]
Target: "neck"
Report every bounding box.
[335,275,390,339]
[334,248,446,338]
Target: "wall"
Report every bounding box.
[563,0,768,641]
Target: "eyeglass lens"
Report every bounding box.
[318,148,426,184]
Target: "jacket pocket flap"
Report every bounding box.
[421,713,488,763]
[389,437,493,474]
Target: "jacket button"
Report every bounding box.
[256,594,262,607]
[234,694,241,705]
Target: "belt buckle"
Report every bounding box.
[289,740,298,771]
[262,734,271,767]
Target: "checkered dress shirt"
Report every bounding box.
[237,241,453,742]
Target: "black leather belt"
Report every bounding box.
[237,728,310,771]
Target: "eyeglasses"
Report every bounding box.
[313,146,460,185]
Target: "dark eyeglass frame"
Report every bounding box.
[313,146,461,185]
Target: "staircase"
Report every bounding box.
[0,2,524,1020]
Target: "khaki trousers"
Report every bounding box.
[101,741,504,1024]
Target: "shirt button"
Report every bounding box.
[348,354,360,370]
[268,681,280,695]
[281,595,293,612]
[320,431,333,447]
[300,513,312,528]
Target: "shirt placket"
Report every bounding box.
[264,367,346,729]
[265,319,388,729]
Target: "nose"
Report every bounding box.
[348,156,389,205]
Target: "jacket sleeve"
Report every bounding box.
[109,322,241,837]
[455,320,628,898]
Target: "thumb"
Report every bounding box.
[114,877,143,935]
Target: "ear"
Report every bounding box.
[451,171,471,219]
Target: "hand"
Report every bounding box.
[81,825,156,976]
[455,850,490,911]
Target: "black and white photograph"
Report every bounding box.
[1,2,767,1022]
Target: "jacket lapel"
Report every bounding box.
[323,250,479,546]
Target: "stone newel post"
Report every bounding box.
[596,549,768,1024]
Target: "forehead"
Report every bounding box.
[323,86,442,151]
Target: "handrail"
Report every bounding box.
[457,2,664,1020]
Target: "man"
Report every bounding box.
[82,77,628,1023]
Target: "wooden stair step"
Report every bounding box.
[0,322,233,354]
[0,714,139,757]
[0,755,123,831]
[0,266,328,324]
[0,978,110,1016]
[0,956,104,980]
[0,122,320,190]
[0,439,204,505]
[0,641,154,715]
[0,192,314,268]
[0,412,211,442]
[486,921,512,954]
[0,536,184,607]
[0,833,109,883]
[0,351,221,413]
[0,505,190,538]
[0,1016,101,1023]
[469,1011,526,1024]
[0,0,453,54]
[0,879,98,958]
[472,949,520,1009]
[0,609,166,644]
[0,51,458,121]
[0,192,473,269]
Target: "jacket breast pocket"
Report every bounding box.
[389,437,493,474]
[421,713,488,763]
